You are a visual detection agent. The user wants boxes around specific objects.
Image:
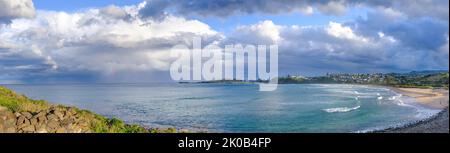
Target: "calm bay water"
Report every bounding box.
[4,83,440,132]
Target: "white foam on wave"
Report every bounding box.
[377,96,383,100]
[323,106,361,113]
[384,90,441,120]
[388,94,402,101]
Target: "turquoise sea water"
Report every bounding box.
[4,83,440,132]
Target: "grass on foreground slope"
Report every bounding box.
[0,86,176,133]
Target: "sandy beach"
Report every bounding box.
[393,88,449,109]
[378,87,449,133]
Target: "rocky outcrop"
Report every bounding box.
[1,86,179,133]
[0,106,91,133]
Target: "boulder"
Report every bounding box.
[21,112,33,119]
[34,111,47,118]
[68,108,77,116]
[47,120,59,129]
[54,110,65,120]
[16,116,30,127]
[37,115,47,124]
[17,119,31,129]
[21,125,35,132]
[46,114,58,121]
[30,118,38,125]
[61,118,75,126]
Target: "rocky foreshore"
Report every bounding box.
[0,106,91,133]
[0,86,177,133]
[376,107,449,133]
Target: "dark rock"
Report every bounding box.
[47,107,56,114]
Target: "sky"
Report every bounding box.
[0,0,449,83]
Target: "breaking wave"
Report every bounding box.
[323,106,361,113]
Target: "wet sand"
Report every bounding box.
[393,88,449,109]
[377,88,449,133]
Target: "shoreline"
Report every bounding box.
[390,87,449,109]
[375,87,449,133]
[374,107,449,133]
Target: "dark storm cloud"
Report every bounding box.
[139,0,448,20]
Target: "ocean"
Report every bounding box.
[3,83,440,132]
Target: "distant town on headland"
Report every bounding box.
[194,70,449,89]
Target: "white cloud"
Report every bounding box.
[232,20,282,44]
[0,3,221,77]
[298,6,314,15]
[100,5,129,19]
[326,22,368,42]
[0,0,35,23]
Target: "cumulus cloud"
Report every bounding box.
[225,17,448,75]
[229,20,282,44]
[0,2,222,82]
[0,0,36,23]
[100,5,129,19]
